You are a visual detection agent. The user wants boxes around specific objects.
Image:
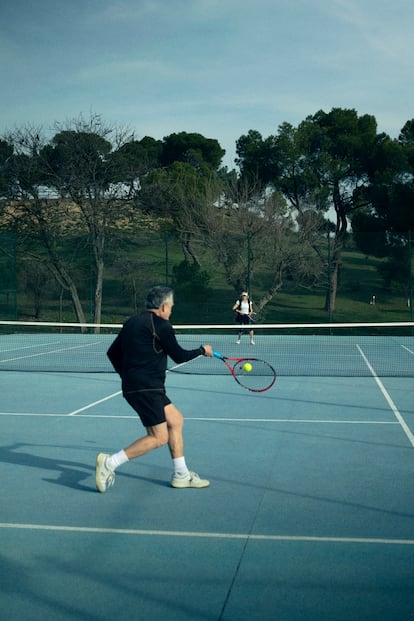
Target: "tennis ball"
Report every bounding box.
[243,362,253,373]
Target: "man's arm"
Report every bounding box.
[107,333,123,375]
[161,323,212,362]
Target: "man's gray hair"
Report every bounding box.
[145,285,174,309]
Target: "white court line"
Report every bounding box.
[401,344,414,355]
[193,418,398,424]
[0,412,73,417]
[65,361,191,416]
[0,341,101,364]
[67,391,122,416]
[0,341,56,353]
[62,359,191,416]
[0,411,399,424]
[357,344,414,448]
[0,522,413,545]
[0,411,135,418]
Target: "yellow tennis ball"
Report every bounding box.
[243,362,253,373]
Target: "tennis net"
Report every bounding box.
[0,319,413,377]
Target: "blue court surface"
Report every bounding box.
[1,353,414,620]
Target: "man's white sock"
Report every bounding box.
[108,450,128,471]
[173,456,189,477]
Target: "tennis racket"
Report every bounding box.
[213,351,276,392]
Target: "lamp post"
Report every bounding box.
[247,230,251,294]
[409,230,413,322]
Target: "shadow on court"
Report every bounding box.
[0,442,172,492]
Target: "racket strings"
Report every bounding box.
[233,359,276,391]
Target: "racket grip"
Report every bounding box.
[213,351,223,359]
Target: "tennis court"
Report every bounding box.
[1,321,413,620]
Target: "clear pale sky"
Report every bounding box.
[1,0,413,168]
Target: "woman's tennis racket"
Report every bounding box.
[213,351,276,392]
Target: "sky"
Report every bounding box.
[1,0,413,169]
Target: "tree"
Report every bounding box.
[296,109,379,313]
[139,160,223,265]
[161,132,225,170]
[110,136,163,188]
[237,110,381,313]
[171,260,212,304]
[41,115,149,327]
[1,125,90,323]
[0,139,13,198]
[20,259,55,319]
[351,121,414,294]
[2,116,146,326]
[236,130,282,191]
[171,169,324,316]
[235,125,328,308]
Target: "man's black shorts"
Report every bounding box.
[124,389,171,427]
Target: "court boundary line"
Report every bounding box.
[192,418,398,424]
[0,340,101,365]
[0,341,54,353]
[0,411,400,425]
[0,522,413,545]
[357,344,414,447]
[68,391,122,416]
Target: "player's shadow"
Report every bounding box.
[0,442,168,492]
[0,442,95,491]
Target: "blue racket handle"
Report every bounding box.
[213,351,223,359]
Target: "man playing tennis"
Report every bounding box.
[96,285,213,493]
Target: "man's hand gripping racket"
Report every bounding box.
[213,351,276,392]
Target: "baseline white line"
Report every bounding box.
[0,523,413,545]
[0,412,398,424]
[192,418,398,424]
[357,344,414,448]
[67,391,122,416]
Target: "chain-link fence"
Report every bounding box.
[0,232,17,319]
[1,229,412,324]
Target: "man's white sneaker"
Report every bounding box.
[171,471,210,488]
[96,453,115,493]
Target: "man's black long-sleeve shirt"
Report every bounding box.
[107,311,203,392]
